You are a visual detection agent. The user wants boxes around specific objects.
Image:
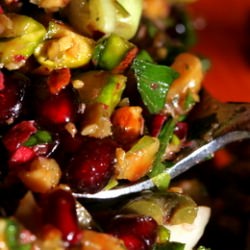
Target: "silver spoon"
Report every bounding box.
[73,130,250,199]
[73,91,250,200]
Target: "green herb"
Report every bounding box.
[135,50,154,62]
[149,118,176,177]
[132,58,179,114]
[23,130,52,147]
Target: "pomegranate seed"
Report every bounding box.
[150,114,168,137]
[119,234,147,250]
[54,132,84,167]
[9,146,36,165]
[107,215,158,250]
[3,121,37,152]
[174,122,188,140]
[31,82,79,128]
[0,71,4,90]
[40,92,75,124]
[3,121,59,166]
[65,138,117,193]
[0,74,27,126]
[42,189,81,244]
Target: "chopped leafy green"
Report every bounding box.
[132,57,179,114]
[136,50,154,62]
[23,130,52,147]
[149,118,176,177]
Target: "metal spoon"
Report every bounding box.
[73,91,250,200]
[73,130,250,199]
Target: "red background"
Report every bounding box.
[189,0,250,103]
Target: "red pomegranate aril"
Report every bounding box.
[0,71,4,90]
[119,234,147,250]
[42,189,81,245]
[174,122,188,140]
[9,146,36,165]
[65,138,117,193]
[31,82,79,128]
[39,90,76,125]
[150,114,168,137]
[59,132,84,155]
[54,132,84,168]
[0,73,27,126]
[3,120,37,152]
[107,215,158,250]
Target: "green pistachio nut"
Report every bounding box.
[74,71,126,115]
[34,21,95,69]
[73,71,126,138]
[0,14,46,70]
[121,192,198,225]
[92,33,136,70]
[65,0,142,40]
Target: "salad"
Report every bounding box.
[0,0,211,249]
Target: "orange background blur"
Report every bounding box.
[189,0,250,103]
